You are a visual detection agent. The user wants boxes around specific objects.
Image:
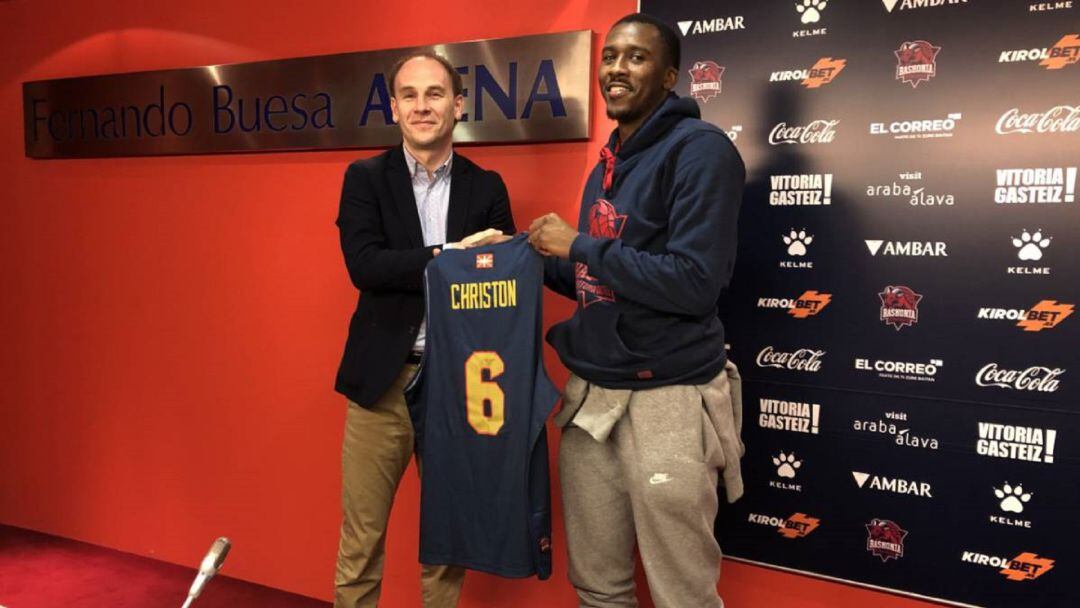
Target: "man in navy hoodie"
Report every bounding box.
[528,13,746,608]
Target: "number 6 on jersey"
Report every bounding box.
[465,351,506,435]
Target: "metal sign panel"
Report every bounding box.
[23,30,592,158]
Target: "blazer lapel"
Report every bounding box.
[446,156,472,243]
[387,146,424,248]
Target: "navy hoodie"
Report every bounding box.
[544,93,744,389]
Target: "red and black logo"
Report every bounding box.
[879,285,923,330]
[866,518,908,562]
[689,60,724,103]
[895,40,941,88]
[576,199,627,307]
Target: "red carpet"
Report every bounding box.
[0,525,329,608]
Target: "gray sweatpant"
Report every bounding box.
[559,368,739,608]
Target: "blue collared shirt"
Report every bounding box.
[403,145,453,350]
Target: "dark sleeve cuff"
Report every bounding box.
[569,234,602,265]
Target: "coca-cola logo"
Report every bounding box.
[996,105,1080,135]
[769,119,840,145]
[756,347,826,372]
[975,363,1064,392]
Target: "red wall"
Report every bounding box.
[0,2,936,606]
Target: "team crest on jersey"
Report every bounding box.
[866,518,908,562]
[576,199,627,307]
[689,60,724,103]
[475,253,494,269]
[895,40,941,88]
[879,285,923,330]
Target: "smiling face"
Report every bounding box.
[599,22,678,138]
[390,57,464,151]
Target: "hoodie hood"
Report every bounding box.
[608,93,701,159]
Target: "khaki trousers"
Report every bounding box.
[559,371,732,608]
[334,364,465,608]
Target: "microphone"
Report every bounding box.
[181,537,231,608]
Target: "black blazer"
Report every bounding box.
[334,146,516,406]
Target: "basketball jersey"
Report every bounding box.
[406,234,559,579]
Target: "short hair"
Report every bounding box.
[611,13,681,71]
[387,51,463,97]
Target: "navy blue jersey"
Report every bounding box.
[406,234,559,579]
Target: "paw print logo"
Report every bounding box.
[1012,229,1051,261]
[796,0,827,24]
[995,483,1033,514]
[772,452,802,478]
[783,229,814,256]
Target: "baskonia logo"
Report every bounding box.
[757,290,832,318]
[879,285,923,330]
[999,34,1080,70]
[866,519,908,561]
[770,174,833,206]
[976,422,1058,463]
[976,364,1065,393]
[769,57,847,88]
[960,551,1054,581]
[758,397,821,433]
[688,61,724,103]
[995,167,1077,204]
[748,512,821,539]
[976,300,1074,331]
[996,105,1080,135]
[768,120,839,145]
[895,40,941,88]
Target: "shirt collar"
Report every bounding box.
[403,145,453,180]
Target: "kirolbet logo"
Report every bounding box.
[961,551,1054,581]
[748,512,821,539]
[976,300,1074,331]
[757,291,832,318]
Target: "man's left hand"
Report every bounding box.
[527,213,579,259]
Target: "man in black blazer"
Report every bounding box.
[333,51,515,608]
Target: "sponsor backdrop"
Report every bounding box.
[641,1,1078,607]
